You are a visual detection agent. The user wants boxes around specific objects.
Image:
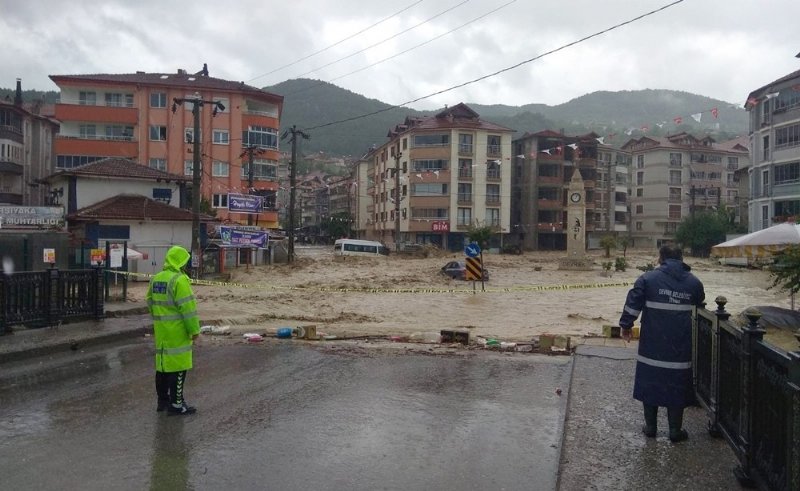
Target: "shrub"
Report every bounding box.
[637,262,655,272]
[614,257,627,272]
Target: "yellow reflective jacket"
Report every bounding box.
[146,246,200,372]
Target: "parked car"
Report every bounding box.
[440,261,489,280]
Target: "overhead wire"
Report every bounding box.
[292,0,471,80]
[306,0,685,131]
[247,0,425,84]
[282,0,518,98]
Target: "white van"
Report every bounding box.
[333,239,390,257]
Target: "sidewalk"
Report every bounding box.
[0,307,746,490]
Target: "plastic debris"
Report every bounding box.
[276,327,293,338]
[201,325,230,335]
[556,388,563,396]
[514,344,533,352]
[243,332,263,342]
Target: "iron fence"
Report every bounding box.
[0,268,104,334]
[693,297,800,490]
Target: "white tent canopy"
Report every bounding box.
[711,223,800,258]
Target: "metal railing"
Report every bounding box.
[0,268,104,333]
[693,298,799,490]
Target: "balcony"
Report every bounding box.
[537,198,562,209]
[458,168,473,179]
[536,175,561,185]
[487,145,501,157]
[0,161,23,175]
[485,196,501,205]
[0,125,23,143]
[486,169,501,180]
[537,222,564,231]
[0,192,22,204]
[55,103,138,124]
[55,135,138,158]
[458,144,473,156]
[457,194,472,205]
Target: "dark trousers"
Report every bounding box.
[156,370,187,406]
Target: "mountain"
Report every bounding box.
[265,80,749,157]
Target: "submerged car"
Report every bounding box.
[440,261,489,280]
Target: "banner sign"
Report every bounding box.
[0,206,64,228]
[220,226,269,248]
[228,194,262,213]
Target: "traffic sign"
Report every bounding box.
[464,242,481,258]
[465,257,483,281]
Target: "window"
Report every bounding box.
[708,172,722,181]
[184,160,195,175]
[458,159,472,178]
[487,135,501,156]
[637,155,644,168]
[412,208,448,219]
[412,134,449,147]
[457,183,472,203]
[105,125,133,140]
[152,188,172,203]
[413,159,448,171]
[457,207,472,226]
[636,172,644,185]
[79,124,96,139]
[213,130,229,144]
[669,187,682,201]
[775,123,800,150]
[775,90,800,112]
[241,159,278,181]
[763,135,770,161]
[411,183,448,196]
[636,222,643,231]
[458,134,473,154]
[56,155,103,169]
[149,125,167,141]
[487,208,500,227]
[79,91,96,105]
[691,170,706,180]
[669,153,682,166]
[486,160,501,179]
[212,194,228,208]
[185,127,201,143]
[669,170,681,185]
[635,205,643,214]
[727,157,739,171]
[242,126,278,149]
[149,158,167,171]
[775,161,800,185]
[212,160,229,177]
[668,205,681,220]
[105,93,133,107]
[150,93,167,108]
[636,188,643,197]
[213,98,229,113]
[486,184,500,204]
[762,99,771,125]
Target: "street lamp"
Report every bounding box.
[172,95,225,275]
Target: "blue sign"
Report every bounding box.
[220,226,269,248]
[228,193,263,213]
[464,242,481,258]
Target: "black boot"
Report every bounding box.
[642,404,657,437]
[667,407,689,442]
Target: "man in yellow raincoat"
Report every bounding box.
[146,246,201,415]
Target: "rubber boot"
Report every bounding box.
[667,407,689,442]
[642,404,657,438]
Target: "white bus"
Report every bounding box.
[333,239,390,257]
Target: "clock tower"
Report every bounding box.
[559,168,592,270]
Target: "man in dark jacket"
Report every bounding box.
[619,246,705,442]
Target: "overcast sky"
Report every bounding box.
[1,0,798,110]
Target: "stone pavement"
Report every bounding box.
[0,304,746,490]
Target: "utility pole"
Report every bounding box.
[281,125,309,263]
[607,157,614,233]
[690,185,696,218]
[394,143,402,253]
[241,145,265,226]
[172,95,225,275]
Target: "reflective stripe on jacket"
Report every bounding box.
[146,246,200,373]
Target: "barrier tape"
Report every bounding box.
[108,270,632,294]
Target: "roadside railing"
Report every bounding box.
[693,297,799,490]
[0,268,104,334]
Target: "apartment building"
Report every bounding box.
[366,103,513,251]
[0,79,59,206]
[48,67,284,228]
[745,68,800,231]
[622,133,750,248]
[511,131,606,250]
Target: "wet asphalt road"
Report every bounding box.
[0,339,571,490]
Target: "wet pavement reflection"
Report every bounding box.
[0,340,571,490]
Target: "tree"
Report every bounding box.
[618,236,631,258]
[321,212,352,240]
[466,222,494,250]
[599,235,617,258]
[769,244,800,296]
[675,210,728,257]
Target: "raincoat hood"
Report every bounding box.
[164,246,190,272]
[659,258,690,280]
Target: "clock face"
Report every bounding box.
[570,192,582,203]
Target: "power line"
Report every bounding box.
[293,0,470,80]
[307,0,685,131]
[247,0,425,84]
[282,0,517,99]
